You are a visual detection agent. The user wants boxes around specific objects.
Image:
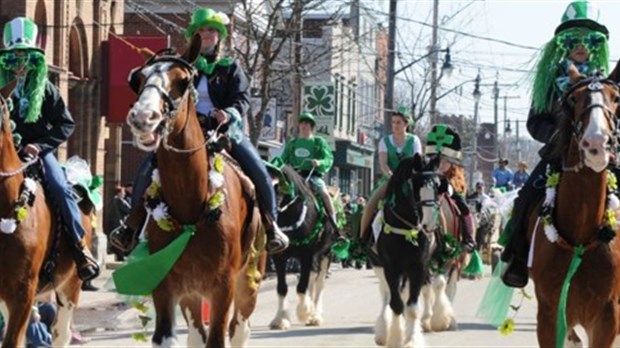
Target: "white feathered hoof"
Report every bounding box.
[269,316,291,331]
[421,318,432,333]
[296,294,314,323]
[306,314,324,326]
[374,315,388,346]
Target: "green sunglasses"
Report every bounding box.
[557,30,606,53]
[0,51,45,70]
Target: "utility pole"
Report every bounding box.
[502,95,520,154]
[516,119,522,161]
[469,73,481,190]
[383,0,397,135]
[490,74,516,159]
[429,0,439,125]
[290,0,303,137]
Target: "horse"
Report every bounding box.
[123,35,265,347]
[524,64,620,347]
[361,154,456,348]
[268,165,335,329]
[0,82,97,347]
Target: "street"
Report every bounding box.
[70,263,540,347]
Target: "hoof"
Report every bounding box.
[306,315,323,326]
[269,318,291,330]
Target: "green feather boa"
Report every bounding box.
[0,50,48,123]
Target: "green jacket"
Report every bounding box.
[281,136,333,175]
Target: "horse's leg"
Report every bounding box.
[420,282,434,332]
[373,266,390,346]
[401,263,425,348]
[384,265,405,348]
[151,288,178,347]
[296,251,314,324]
[229,253,265,348]
[269,255,291,330]
[566,327,584,348]
[430,274,457,331]
[445,266,458,302]
[52,278,82,347]
[306,254,330,326]
[2,289,35,348]
[179,295,207,348]
[207,275,235,348]
[536,299,558,347]
[590,302,619,348]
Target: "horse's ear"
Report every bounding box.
[181,34,201,64]
[568,63,584,85]
[0,80,17,100]
[608,59,620,83]
[412,153,424,172]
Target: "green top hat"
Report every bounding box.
[185,8,230,41]
[393,105,414,126]
[555,1,608,37]
[298,111,316,127]
[2,17,43,52]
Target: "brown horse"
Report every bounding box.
[524,64,620,347]
[0,83,96,347]
[124,35,265,347]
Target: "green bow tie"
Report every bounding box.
[194,56,234,75]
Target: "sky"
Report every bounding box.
[378,0,620,141]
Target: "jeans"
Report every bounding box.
[41,152,86,244]
[132,136,277,219]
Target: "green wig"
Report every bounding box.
[0,50,48,123]
[531,27,609,113]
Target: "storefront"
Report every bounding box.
[332,140,374,199]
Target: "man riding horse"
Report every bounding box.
[110,8,289,255]
[280,111,340,233]
[0,17,99,281]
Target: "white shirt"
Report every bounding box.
[378,134,422,155]
[196,76,215,116]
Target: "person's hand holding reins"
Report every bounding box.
[311,159,319,168]
[212,108,229,125]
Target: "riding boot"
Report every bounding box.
[109,202,147,256]
[72,239,100,282]
[263,214,289,254]
[318,187,342,237]
[460,212,476,252]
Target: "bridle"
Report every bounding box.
[386,170,440,232]
[561,76,620,172]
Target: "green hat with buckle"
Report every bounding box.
[2,17,43,52]
[555,1,608,37]
[185,8,230,41]
[425,123,463,163]
[393,105,414,126]
[298,111,316,127]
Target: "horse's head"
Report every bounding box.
[126,35,201,151]
[0,79,17,151]
[385,153,441,232]
[559,64,620,172]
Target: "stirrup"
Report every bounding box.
[109,224,139,256]
[74,244,100,282]
[266,226,289,254]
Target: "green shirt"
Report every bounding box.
[281,136,333,175]
[383,134,419,171]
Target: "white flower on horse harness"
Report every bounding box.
[541,166,619,244]
[0,178,37,234]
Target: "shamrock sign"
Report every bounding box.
[427,124,454,152]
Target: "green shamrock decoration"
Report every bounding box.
[427,124,454,152]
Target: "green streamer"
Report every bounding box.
[556,245,584,348]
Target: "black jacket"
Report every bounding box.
[193,56,250,117]
[11,80,74,155]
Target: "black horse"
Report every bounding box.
[268,165,336,329]
[365,154,456,347]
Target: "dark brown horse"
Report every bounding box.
[525,64,620,347]
[0,82,96,347]
[124,35,265,347]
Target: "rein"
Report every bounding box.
[0,156,38,177]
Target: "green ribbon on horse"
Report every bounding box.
[462,250,484,277]
[112,225,195,296]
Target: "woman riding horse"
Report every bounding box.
[501,0,620,288]
[110,7,288,256]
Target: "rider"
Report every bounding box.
[501,0,612,287]
[280,111,340,233]
[491,159,513,191]
[110,7,289,255]
[378,105,423,181]
[0,17,99,281]
[425,124,476,252]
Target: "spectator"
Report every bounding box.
[512,161,530,189]
[492,159,514,190]
[106,185,132,261]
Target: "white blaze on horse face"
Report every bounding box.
[581,92,610,172]
[127,62,172,135]
[419,180,436,229]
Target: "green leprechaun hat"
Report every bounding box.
[184,8,230,41]
[425,123,463,163]
[2,17,43,52]
[393,105,414,126]
[298,111,316,127]
[555,1,608,37]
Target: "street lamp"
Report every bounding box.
[393,47,452,77]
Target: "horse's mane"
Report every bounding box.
[386,156,417,203]
[280,165,316,199]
